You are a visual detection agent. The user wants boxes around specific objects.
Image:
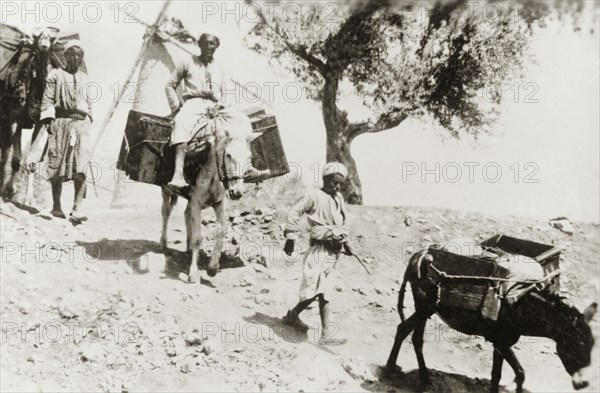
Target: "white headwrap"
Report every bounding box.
[64,40,84,53]
[322,162,348,179]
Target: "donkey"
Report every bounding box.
[160,127,258,283]
[0,28,53,201]
[385,250,597,393]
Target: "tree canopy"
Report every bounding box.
[244,0,596,203]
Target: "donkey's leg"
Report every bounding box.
[185,200,203,284]
[490,347,504,393]
[0,145,9,193]
[1,122,20,198]
[207,199,227,278]
[494,345,524,393]
[159,188,178,249]
[385,312,427,372]
[412,315,434,384]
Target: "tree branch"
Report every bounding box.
[251,1,327,74]
[347,113,407,141]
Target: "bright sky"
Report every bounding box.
[2,0,598,222]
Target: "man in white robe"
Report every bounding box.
[165,33,253,187]
[282,162,353,345]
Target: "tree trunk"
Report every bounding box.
[326,132,362,204]
[322,72,363,205]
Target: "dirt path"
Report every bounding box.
[1,182,598,392]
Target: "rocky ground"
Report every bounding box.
[1,176,598,393]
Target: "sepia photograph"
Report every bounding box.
[0,1,598,392]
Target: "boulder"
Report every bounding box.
[549,218,575,235]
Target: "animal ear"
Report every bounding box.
[583,302,598,323]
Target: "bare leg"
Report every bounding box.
[318,295,346,344]
[51,179,64,216]
[70,174,87,221]
[24,172,35,206]
[168,142,188,187]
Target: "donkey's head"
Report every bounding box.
[555,302,597,390]
[215,129,259,201]
[33,28,54,52]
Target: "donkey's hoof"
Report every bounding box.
[419,372,432,385]
[206,267,218,278]
[382,364,403,377]
[1,187,15,201]
[188,272,200,284]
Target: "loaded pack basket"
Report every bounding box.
[426,234,561,321]
[426,246,509,321]
[116,109,290,186]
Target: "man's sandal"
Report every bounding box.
[318,337,348,346]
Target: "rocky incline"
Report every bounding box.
[0,178,598,392]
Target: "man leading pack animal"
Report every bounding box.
[37,40,93,224]
[165,32,254,188]
[281,162,354,345]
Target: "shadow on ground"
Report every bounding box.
[363,366,532,393]
[244,312,339,355]
[75,238,246,277]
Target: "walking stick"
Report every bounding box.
[87,160,98,198]
[348,253,372,276]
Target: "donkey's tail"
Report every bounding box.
[397,273,409,322]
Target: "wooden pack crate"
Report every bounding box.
[427,247,509,320]
[116,110,174,186]
[117,109,290,186]
[480,234,561,292]
[248,111,290,180]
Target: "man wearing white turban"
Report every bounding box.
[165,32,255,187]
[281,162,352,345]
[39,40,92,223]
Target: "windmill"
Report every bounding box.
[90,0,174,157]
[91,0,270,157]
[93,1,285,207]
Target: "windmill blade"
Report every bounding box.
[90,36,150,156]
[153,0,173,26]
[90,0,173,157]
[117,5,151,27]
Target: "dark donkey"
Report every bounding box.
[385,250,597,393]
[0,27,54,198]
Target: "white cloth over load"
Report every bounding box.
[169,98,253,146]
[497,254,544,282]
[441,237,484,257]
